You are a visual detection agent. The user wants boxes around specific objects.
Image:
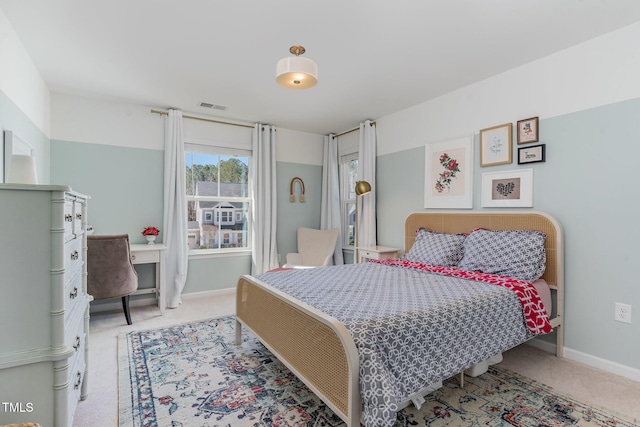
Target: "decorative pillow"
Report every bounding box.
[458,228,546,282]
[404,228,466,267]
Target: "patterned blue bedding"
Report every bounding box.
[256,262,533,427]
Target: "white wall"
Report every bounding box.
[0,8,50,136]
[377,21,640,156]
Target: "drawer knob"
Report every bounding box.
[74,372,82,389]
[71,250,79,260]
[131,254,136,261]
[65,214,73,222]
[73,335,81,351]
[76,213,82,220]
[70,287,78,299]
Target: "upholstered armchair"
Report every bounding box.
[284,227,339,268]
[87,234,138,325]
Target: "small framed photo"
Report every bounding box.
[482,168,533,208]
[479,123,512,167]
[517,116,539,144]
[518,144,546,164]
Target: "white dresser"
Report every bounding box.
[0,184,91,427]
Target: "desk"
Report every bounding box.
[357,245,400,263]
[130,243,167,314]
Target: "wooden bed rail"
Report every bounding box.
[236,275,361,426]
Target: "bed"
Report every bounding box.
[235,211,564,427]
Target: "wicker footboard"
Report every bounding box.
[235,275,361,426]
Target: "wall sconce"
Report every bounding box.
[354,180,371,263]
[7,154,38,184]
[289,177,305,202]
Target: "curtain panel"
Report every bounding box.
[358,120,377,249]
[251,124,279,274]
[320,133,344,265]
[162,109,189,308]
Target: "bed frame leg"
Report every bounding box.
[459,372,464,388]
[235,319,242,345]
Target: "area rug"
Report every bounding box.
[119,316,638,427]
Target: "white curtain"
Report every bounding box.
[162,109,188,308]
[251,124,279,274]
[320,134,344,265]
[358,120,377,248]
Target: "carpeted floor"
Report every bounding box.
[118,315,639,427]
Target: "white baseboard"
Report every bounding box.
[563,346,640,382]
[525,338,640,382]
[90,287,236,314]
[181,287,235,300]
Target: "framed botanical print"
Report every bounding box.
[479,123,512,167]
[424,135,474,209]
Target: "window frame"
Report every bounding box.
[185,141,252,258]
[339,151,359,249]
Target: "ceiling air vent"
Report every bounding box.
[199,102,228,111]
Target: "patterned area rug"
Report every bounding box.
[118,316,638,427]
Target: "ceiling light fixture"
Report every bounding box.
[276,45,318,90]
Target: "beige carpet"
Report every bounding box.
[74,289,640,426]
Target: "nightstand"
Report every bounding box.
[357,245,400,263]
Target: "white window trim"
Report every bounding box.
[340,151,359,249]
[185,142,253,256]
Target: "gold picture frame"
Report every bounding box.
[479,123,512,167]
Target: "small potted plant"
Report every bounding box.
[142,226,160,245]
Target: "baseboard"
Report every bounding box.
[525,338,640,382]
[90,287,236,314]
[563,346,640,382]
[181,287,235,300]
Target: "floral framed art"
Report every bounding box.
[424,135,474,209]
[479,123,512,167]
[517,116,539,144]
[481,168,533,208]
[518,144,545,164]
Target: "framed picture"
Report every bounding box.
[3,130,36,183]
[518,144,546,164]
[479,123,512,167]
[517,116,539,144]
[424,135,474,209]
[482,168,533,208]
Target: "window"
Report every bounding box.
[340,153,359,247]
[185,144,251,253]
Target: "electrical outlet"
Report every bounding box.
[614,302,632,324]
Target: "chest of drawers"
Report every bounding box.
[0,184,90,427]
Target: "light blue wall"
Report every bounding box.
[377,97,640,370]
[50,140,164,242]
[49,140,323,294]
[276,161,323,262]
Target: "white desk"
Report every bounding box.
[130,243,167,314]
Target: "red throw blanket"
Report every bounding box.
[370,258,553,335]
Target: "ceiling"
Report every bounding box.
[2,1,640,135]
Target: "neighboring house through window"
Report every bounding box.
[185,143,251,254]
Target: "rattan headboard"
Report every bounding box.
[404,211,564,287]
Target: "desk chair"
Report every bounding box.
[87,234,138,325]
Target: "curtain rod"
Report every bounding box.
[150,109,254,129]
[335,121,376,137]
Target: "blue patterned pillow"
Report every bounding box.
[458,229,546,282]
[404,228,466,267]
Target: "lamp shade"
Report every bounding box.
[276,45,318,90]
[7,154,38,184]
[355,180,371,196]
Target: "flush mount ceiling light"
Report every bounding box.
[276,45,318,90]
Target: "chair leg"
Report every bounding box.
[122,295,132,325]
